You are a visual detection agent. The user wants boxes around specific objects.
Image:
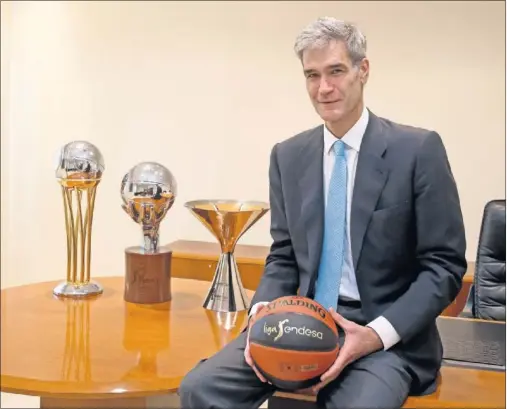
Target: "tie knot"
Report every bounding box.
[333,140,346,157]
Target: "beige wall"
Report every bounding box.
[1,1,505,288]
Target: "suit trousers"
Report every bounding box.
[178,299,413,409]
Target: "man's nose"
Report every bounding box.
[318,77,333,94]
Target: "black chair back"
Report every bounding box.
[474,199,506,321]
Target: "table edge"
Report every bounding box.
[0,376,181,398]
[1,277,253,399]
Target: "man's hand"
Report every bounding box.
[312,308,384,393]
[244,305,269,383]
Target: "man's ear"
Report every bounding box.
[359,58,370,84]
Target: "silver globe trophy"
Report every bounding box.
[121,162,177,304]
[184,200,270,312]
[54,141,105,298]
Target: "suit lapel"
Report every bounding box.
[350,112,388,270]
[296,126,325,278]
[295,115,388,285]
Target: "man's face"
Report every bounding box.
[302,40,369,124]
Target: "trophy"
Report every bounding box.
[54,141,105,298]
[121,162,177,304]
[184,200,270,312]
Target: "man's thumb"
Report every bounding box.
[329,308,352,330]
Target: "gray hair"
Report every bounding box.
[294,17,367,65]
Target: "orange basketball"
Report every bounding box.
[248,295,339,391]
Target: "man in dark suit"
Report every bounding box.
[179,17,467,409]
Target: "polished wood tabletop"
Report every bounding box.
[1,261,501,409]
[1,277,252,400]
[275,364,506,408]
[169,240,475,317]
[403,365,506,408]
[169,239,475,285]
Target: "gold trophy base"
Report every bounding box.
[124,246,172,304]
[53,280,103,298]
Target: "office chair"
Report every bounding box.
[461,199,506,321]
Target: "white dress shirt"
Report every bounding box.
[321,106,400,350]
[251,107,401,351]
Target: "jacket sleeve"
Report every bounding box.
[250,143,299,309]
[382,131,467,342]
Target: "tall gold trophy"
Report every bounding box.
[54,141,105,298]
[184,200,269,312]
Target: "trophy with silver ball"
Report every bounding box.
[54,141,105,298]
[121,162,177,304]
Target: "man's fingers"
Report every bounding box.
[312,347,349,393]
[312,362,343,393]
[252,365,268,383]
[320,356,346,383]
[329,308,352,330]
[244,349,253,366]
[244,340,252,362]
[244,343,269,383]
[312,380,328,393]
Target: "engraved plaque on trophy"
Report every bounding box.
[184,200,270,312]
[54,141,105,298]
[121,162,177,304]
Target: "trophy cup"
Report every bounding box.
[184,200,270,312]
[54,141,105,298]
[121,162,177,304]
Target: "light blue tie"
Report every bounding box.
[314,140,347,310]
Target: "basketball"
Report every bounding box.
[248,295,339,391]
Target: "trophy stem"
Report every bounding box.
[85,187,97,282]
[142,226,159,253]
[54,181,103,298]
[203,251,250,312]
[76,189,85,283]
[62,188,73,283]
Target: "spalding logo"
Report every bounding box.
[266,298,327,319]
[263,319,323,341]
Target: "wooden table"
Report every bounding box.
[273,364,506,408]
[169,240,475,316]
[1,272,504,409]
[0,277,252,408]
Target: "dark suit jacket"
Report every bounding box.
[250,110,467,394]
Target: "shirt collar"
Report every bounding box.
[323,106,369,155]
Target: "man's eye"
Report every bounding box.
[331,69,343,74]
